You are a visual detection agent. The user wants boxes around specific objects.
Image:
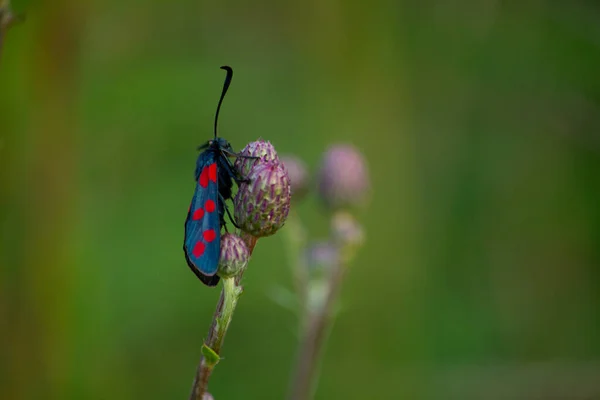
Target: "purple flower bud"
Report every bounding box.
[203,393,214,400]
[280,155,309,201]
[317,144,369,209]
[0,3,19,31]
[217,233,249,278]
[234,139,279,178]
[331,212,364,247]
[305,241,338,272]
[234,161,291,238]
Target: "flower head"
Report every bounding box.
[304,241,339,312]
[0,2,18,31]
[217,233,249,278]
[331,211,364,247]
[317,144,369,210]
[234,139,279,178]
[305,241,339,272]
[281,155,309,201]
[234,160,291,238]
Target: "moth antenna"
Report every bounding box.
[214,66,233,140]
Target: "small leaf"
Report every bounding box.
[201,343,220,367]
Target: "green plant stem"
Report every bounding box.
[189,278,242,400]
[189,232,257,400]
[283,210,308,324]
[287,256,347,400]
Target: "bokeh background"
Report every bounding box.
[1,0,599,399]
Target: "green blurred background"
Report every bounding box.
[1,0,599,399]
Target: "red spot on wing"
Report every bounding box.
[205,199,216,213]
[199,167,209,188]
[208,163,217,182]
[203,229,217,243]
[192,241,206,257]
[192,208,205,220]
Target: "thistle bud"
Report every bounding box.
[317,144,369,210]
[234,161,291,238]
[234,139,279,178]
[305,241,339,312]
[305,241,339,272]
[0,2,19,31]
[331,211,364,247]
[280,155,309,201]
[217,233,249,278]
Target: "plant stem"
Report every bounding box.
[287,257,347,400]
[188,232,258,400]
[283,210,308,324]
[189,278,242,400]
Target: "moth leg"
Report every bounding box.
[222,148,259,160]
[220,155,250,185]
[219,193,241,229]
[219,208,229,233]
[225,206,240,229]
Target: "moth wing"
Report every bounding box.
[184,151,221,286]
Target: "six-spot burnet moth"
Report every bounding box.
[183,66,250,287]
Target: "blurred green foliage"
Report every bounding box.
[1,0,599,399]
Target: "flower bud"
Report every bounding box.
[217,233,249,278]
[317,144,369,209]
[234,161,291,238]
[305,241,338,272]
[234,139,279,178]
[304,241,339,312]
[331,211,364,247]
[203,393,214,400]
[280,155,309,201]
[0,3,19,31]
